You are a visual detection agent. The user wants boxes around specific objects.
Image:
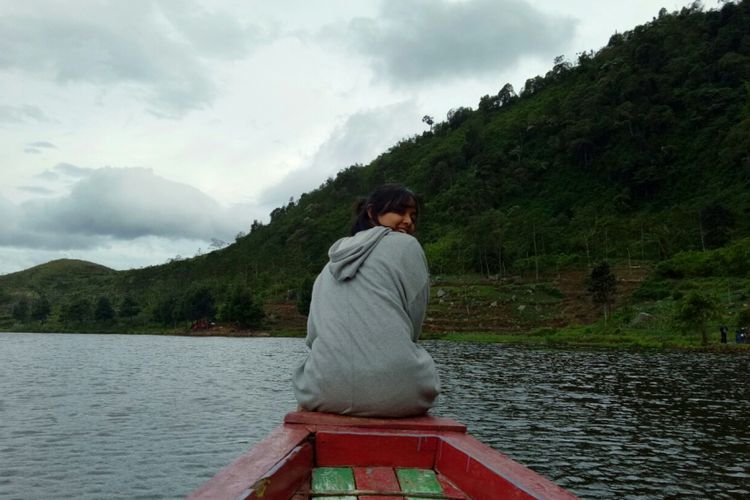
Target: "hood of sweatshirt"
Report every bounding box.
[327,226,391,281]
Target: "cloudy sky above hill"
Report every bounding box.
[1,0,699,274]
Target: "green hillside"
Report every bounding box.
[0,259,114,307]
[1,259,113,287]
[1,1,749,346]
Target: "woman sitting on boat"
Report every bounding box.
[293,184,440,417]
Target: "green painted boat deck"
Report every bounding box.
[311,467,356,499]
[312,466,444,499]
[397,468,443,497]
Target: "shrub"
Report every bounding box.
[674,292,719,346]
[94,296,115,322]
[655,238,750,279]
[296,276,315,316]
[737,307,750,328]
[60,297,92,323]
[633,279,672,300]
[536,283,565,299]
[656,250,718,278]
[220,285,264,328]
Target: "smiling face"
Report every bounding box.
[352,184,420,236]
[376,207,417,235]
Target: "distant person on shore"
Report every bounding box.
[720,325,728,344]
[293,184,439,417]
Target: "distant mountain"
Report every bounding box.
[0,259,113,292]
[1,1,749,331]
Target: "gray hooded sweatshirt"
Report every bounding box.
[292,226,440,417]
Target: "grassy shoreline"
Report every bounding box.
[3,325,749,352]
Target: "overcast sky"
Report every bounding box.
[1,0,700,275]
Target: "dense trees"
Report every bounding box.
[119,296,140,319]
[181,286,216,323]
[152,295,179,326]
[94,296,115,322]
[1,2,749,334]
[12,298,29,322]
[220,285,264,328]
[60,297,92,323]
[30,296,51,322]
[11,296,51,323]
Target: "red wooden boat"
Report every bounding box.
[188,411,577,499]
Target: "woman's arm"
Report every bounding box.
[397,236,430,342]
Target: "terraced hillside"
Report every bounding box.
[424,267,648,334]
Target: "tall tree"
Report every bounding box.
[182,286,216,322]
[587,261,617,323]
[12,298,29,322]
[152,295,178,327]
[119,296,141,319]
[675,292,719,346]
[61,297,92,323]
[30,296,51,322]
[94,296,115,322]
[220,285,264,328]
[497,83,518,106]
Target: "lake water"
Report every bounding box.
[0,333,748,499]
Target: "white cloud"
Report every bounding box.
[27,141,56,148]
[0,1,269,117]
[0,0,697,275]
[260,100,421,208]
[24,141,56,154]
[2,166,246,249]
[0,104,51,124]
[341,0,577,84]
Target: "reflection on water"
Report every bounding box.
[429,342,750,499]
[0,334,303,500]
[0,333,748,499]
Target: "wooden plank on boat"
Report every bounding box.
[311,467,357,500]
[353,466,401,490]
[244,442,313,500]
[312,467,356,492]
[285,411,467,432]
[316,431,438,468]
[397,468,444,496]
[435,473,469,499]
[290,474,310,500]
[436,434,578,500]
[353,466,403,499]
[187,424,310,500]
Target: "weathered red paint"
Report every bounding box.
[188,412,579,500]
[289,477,309,500]
[243,441,312,500]
[353,466,401,489]
[436,434,578,500]
[187,425,309,500]
[316,431,438,468]
[437,472,470,499]
[354,467,403,500]
[284,411,467,432]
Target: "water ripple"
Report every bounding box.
[0,334,748,499]
[427,342,750,499]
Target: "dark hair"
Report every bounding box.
[351,184,419,235]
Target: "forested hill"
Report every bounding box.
[210,1,750,284]
[2,1,750,330]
